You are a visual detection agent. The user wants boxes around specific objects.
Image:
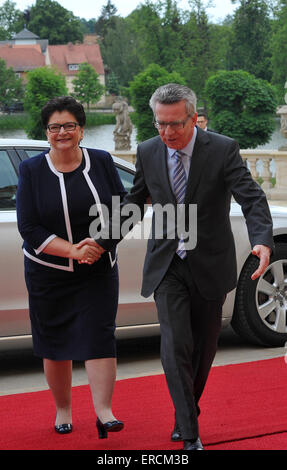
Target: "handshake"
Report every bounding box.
[73,238,105,265]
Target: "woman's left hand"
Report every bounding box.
[76,238,105,264]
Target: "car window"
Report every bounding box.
[25,150,45,158]
[18,149,135,193]
[116,167,134,193]
[0,150,18,210]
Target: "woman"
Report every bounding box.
[16,96,126,439]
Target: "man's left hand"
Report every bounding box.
[251,244,271,280]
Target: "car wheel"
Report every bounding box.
[232,243,287,346]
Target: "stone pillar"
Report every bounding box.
[247,157,258,179]
[261,157,272,191]
[269,151,287,200]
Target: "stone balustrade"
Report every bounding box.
[110,149,287,201]
[241,149,287,200]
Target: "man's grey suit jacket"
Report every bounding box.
[99,127,273,300]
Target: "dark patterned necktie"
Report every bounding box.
[173,151,187,259]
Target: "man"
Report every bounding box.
[80,84,273,450]
[197,111,214,132]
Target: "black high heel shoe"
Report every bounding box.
[54,423,73,434]
[96,418,124,439]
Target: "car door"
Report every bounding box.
[108,164,157,328]
[0,146,157,343]
[0,148,30,337]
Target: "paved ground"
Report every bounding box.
[0,326,286,396]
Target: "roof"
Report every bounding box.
[12,28,40,40]
[47,43,105,76]
[0,45,45,71]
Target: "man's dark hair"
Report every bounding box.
[197,111,208,120]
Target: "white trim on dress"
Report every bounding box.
[23,149,116,270]
[82,148,117,268]
[34,234,57,255]
[24,248,73,271]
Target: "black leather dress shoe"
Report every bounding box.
[171,422,183,441]
[183,437,204,450]
[54,423,73,434]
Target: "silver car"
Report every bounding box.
[1,139,287,350]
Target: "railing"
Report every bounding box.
[241,150,287,201]
[111,149,287,201]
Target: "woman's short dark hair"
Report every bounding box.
[41,96,86,128]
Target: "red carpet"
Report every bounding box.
[0,357,287,450]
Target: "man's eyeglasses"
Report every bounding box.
[153,115,192,131]
[47,122,80,133]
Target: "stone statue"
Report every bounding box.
[276,81,287,147]
[112,100,133,151]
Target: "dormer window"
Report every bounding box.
[68,64,79,71]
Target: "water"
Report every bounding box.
[0,119,285,151]
[255,118,286,150]
[0,124,138,152]
[83,125,138,151]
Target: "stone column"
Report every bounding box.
[269,151,287,200]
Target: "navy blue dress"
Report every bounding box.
[16,148,127,361]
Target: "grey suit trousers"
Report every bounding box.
[154,254,225,440]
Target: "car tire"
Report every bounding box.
[232,243,287,346]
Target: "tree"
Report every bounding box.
[26,0,83,44]
[128,1,180,73]
[129,63,186,142]
[230,0,272,81]
[106,71,120,95]
[97,0,236,95]
[179,2,212,101]
[271,0,287,103]
[205,70,277,148]
[95,0,118,37]
[24,66,67,139]
[72,63,105,110]
[79,17,98,34]
[100,16,141,87]
[0,58,23,109]
[0,0,24,39]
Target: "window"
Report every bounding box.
[0,151,18,210]
[25,149,45,158]
[116,167,134,193]
[68,64,80,71]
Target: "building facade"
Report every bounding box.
[0,28,105,94]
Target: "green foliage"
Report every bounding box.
[178,3,213,101]
[24,66,68,139]
[205,70,277,148]
[271,0,287,103]
[0,58,24,108]
[230,0,272,81]
[99,15,141,87]
[0,113,27,129]
[106,72,120,96]
[85,112,115,127]
[0,0,24,39]
[72,63,105,110]
[94,0,118,37]
[1,0,286,145]
[129,63,186,142]
[26,0,83,44]
[0,112,115,131]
